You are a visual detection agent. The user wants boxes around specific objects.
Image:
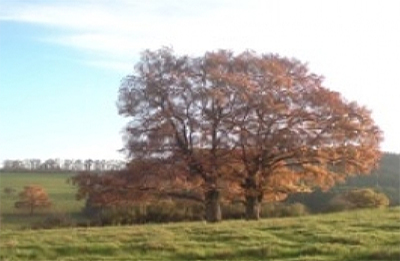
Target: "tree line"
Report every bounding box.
[73,48,383,223]
[1,159,125,172]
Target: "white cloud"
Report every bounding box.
[3,0,397,63]
[1,0,399,152]
[83,58,133,74]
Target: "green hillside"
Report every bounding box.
[286,153,400,211]
[346,152,400,205]
[1,207,399,261]
[0,172,85,229]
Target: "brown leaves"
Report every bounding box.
[116,47,383,208]
[14,185,52,215]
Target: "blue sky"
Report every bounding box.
[0,0,399,163]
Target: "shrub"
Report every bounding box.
[32,213,75,229]
[82,199,206,226]
[99,206,137,225]
[283,203,309,216]
[261,203,309,218]
[221,203,245,220]
[3,187,16,196]
[261,203,281,217]
[328,188,390,212]
[132,202,204,223]
[328,196,355,212]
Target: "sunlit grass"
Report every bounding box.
[1,173,399,260]
[1,207,399,260]
[0,172,85,229]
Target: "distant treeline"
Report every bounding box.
[286,152,400,210]
[1,158,126,172]
[2,153,398,211]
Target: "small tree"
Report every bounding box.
[15,185,52,215]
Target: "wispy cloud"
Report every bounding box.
[83,58,133,74]
[0,0,244,68]
[1,0,399,77]
[0,1,314,57]
[1,0,400,153]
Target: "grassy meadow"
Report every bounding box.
[0,207,399,260]
[1,172,399,260]
[0,172,85,229]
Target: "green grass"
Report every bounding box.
[0,207,399,260]
[1,173,399,260]
[0,172,85,229]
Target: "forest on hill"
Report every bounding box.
[286,152,400,212]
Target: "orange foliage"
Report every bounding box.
[113,48,382,220]
[14,185,51,215]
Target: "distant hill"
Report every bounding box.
[286,152,400,212]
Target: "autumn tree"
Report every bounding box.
[72,160,164,210]
[118,48,382,222]
[118,48,243,222]
[220,51,383,219]
[14,185,52,215]
[71,158,197,224]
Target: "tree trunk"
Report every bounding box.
[245,195,261,220]
[205,189,222,222]
[244,176,262,220]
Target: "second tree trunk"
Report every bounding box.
[205,188,222,222]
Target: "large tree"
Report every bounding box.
[221,51,383,219]
[118,48,242,222]
[118,48,382,222]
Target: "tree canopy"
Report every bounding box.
[117,47,382,221]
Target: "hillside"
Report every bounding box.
[346,152,400,205]
[286,153,400,211]
[1,207,399,261]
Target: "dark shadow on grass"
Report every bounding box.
[54,245,119,257]
[344,249,400,261]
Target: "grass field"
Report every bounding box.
[0,207,399,260]
[0,172,85,229]
[1,172,399,260]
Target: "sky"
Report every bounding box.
[0,0,399,164]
